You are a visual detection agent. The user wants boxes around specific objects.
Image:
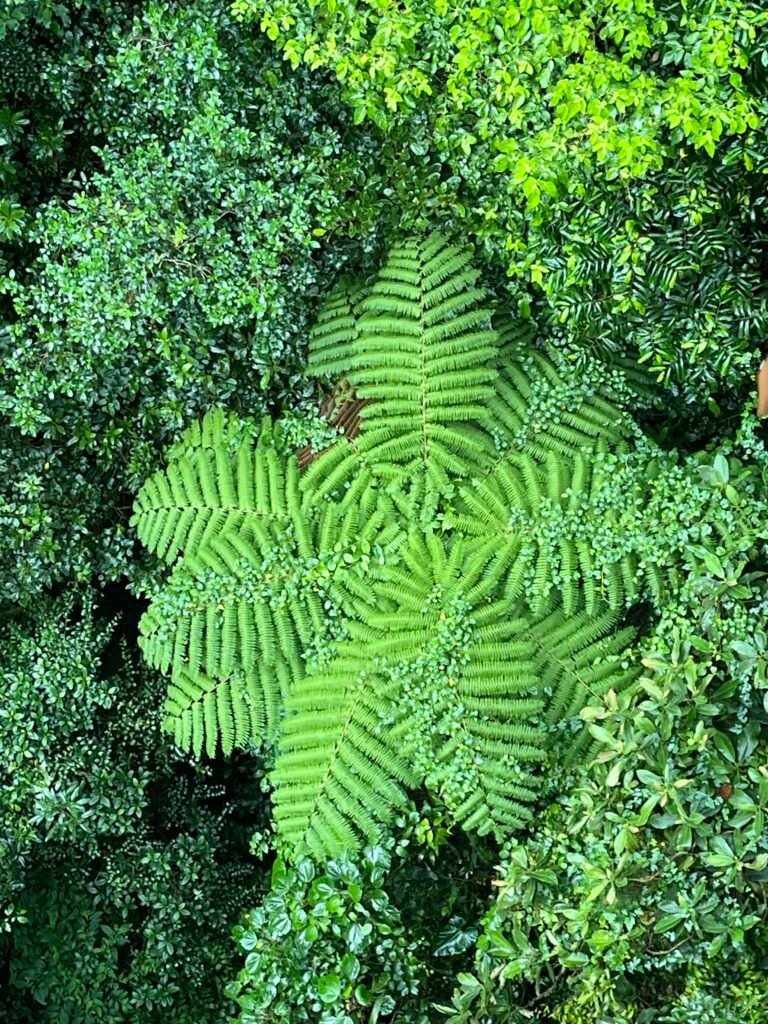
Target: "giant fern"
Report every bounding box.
[132,232,681,860]
[272,533,554,856]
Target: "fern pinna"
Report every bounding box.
[133,233,663,859]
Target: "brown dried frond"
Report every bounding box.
[296,384,370,468]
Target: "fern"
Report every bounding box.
[304,234,501,518]
[164,659,296,758]
[487,321,626,465]
[272,535,549,855]
[525,600,641,753]
[139,529,323,677]
[132,413,295,563]
[306,280,369,381]
[453,446,678,614]
[271,653,420,858]
[133,233,675,861]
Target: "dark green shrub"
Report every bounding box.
[0,595,268,1023]
[227,847,430,1024]
[0,0,387,601]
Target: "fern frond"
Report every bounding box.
[307,280,369,379]
[487,330,625,464]
[164,659,297,758]
[458,445,677,615]
[271,656,420,859]
[131,415,296,563]
[301,234,500,508]
[525,600,640,760]
[271,533,550,856]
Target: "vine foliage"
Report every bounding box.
[133,234,659,859]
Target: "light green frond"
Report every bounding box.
[271,657,420,859]
[487,335,625,463]
[164,658,298,758]
[166,406,262,459]
[458,444,677,615]
[525,601,640,758]
[301,234,501,508]
[307,279,369,379]
[273,534,550,856]
[131,415,296,563]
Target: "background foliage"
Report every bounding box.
[1,0,768,1021]
[0,596,268,1023]
[235,0,768,406]
[0,0,387,602]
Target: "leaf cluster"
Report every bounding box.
[233,0,768,406]
[0,0,388,601]
[227,847,430,1024]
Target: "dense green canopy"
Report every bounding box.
[1,2,768,1022]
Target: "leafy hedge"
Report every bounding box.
[235,0,768,401]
